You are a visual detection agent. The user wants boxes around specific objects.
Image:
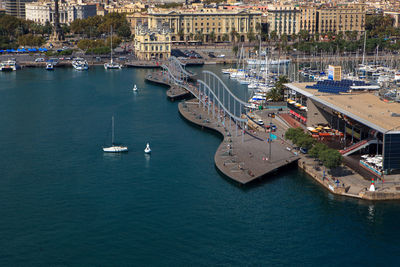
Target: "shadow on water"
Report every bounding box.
[216,160,300,191]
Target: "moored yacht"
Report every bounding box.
[72,58,89,70]
[46,62,54,70]
[0,60,20,71]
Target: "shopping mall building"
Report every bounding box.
[284,79,400,176]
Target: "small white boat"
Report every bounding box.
[103,116,128,153]
[144,143,151,154]
[133,84,138,91]
[46,62,54,70]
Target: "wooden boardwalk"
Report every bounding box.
[178,100,299,185]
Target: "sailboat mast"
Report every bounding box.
[111,26,113,64]
[362,31,366,66]
[112,116,115,145]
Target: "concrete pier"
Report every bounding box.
[178,100,299,185]
[145,71,193,100]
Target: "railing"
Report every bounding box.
[162,64,249,140]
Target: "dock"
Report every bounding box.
[178,100,299,185]
[125,61,164,68]
[145,71,193,100]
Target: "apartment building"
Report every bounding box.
[25,1,96,25]
[147,5,262,43]
[267,3,366,37]
[299,6,318,35]
[318,4,365,35]
[267,5,300,36]
[5,0,31,19]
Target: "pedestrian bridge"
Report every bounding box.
[162,57,249,139]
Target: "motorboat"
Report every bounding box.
[46,62,54,70]
[133,84,138,92]
[104,26,122,70]
[103,116,128,153]
[144,143,151,154]
[72,58,89,70]
[221,68,236,74]
[0,60,20,71]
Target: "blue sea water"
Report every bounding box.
[0,65,399,266]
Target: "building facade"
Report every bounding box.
[25,1,96,25]
[267,3,366,37]
[384,10,400,28]
[267,5,300,37]
[5,0,30,18]
[318,4,366,35]
[299,6,318,35]
[134,26,171,60]
[147,6,262,43]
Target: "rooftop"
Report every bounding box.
[286,82,400,133]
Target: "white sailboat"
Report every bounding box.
[104,26,122,70]
[103,116,128,153]
[133,84,138,92]
[144,143,151,154]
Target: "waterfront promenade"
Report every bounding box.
[179,100,299,184]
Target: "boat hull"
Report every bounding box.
[103,146,128,153]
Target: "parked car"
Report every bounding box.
[35,58,45,62]
[300,147,308,154]
[217,54,225,58]
[256,119,264,126]
[208,52,216,58]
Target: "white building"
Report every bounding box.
[25,1,97,25]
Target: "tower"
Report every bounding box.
[51,0,64,41]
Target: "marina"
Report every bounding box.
[0,65,400,265]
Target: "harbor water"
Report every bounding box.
[0,65,399,266]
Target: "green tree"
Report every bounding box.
[209,31,216,43]
[269,30,278,42]
[117,24,131,38]
[320,149,342,169]
[232,45,239,56]
[230,29,237,42]
[195,31,203,42]
[222,33,229,42]
[17,34,45,47]
[309,142,329,158]
[247,29,256,42]
[267,75,289,102]
[296,135,314,150]
[106,36,121,48]
[178,28,184,41]
[285,127,304,143]
[298,30,310,42]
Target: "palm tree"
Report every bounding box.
[195,31,203,42]
[178,29,184,41]
[247,29,256,43]
[230,29,237,43]
[269,30,278,43]
[209,31,216,43]
[267,75,289,102]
